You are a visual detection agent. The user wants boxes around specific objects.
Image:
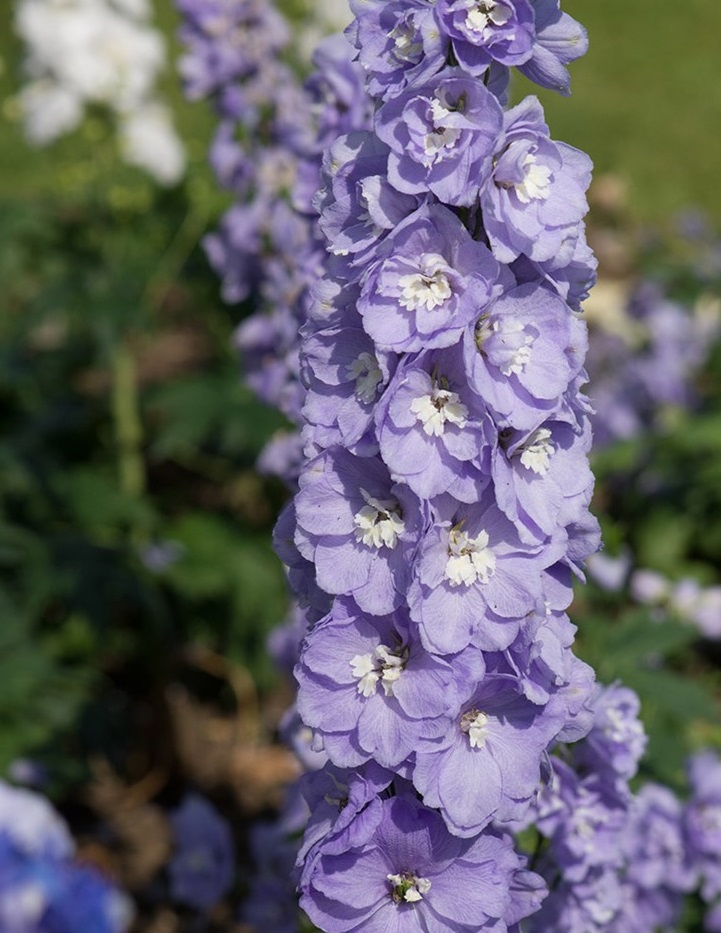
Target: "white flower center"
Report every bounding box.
[354,184,384,238]
[515,153,552,204]
[353,488,405,549]
[388,872,432,904]
[445,527,496,587]
[350,643,409,698]
[518,427,554,475]
[465,0,512,35]
[460,709,490,748]
[346,351,383,403]
[410,387,469,437]
[476,316,533,376]
[389,22,422,62]
[570,796,607,850]
[423,97,462,161]
[398,253,452,312]
[602,705,645,748]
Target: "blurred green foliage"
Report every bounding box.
[0,132,290,782]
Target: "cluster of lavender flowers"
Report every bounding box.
[529,710,721,931]
[588,549,721,640]
[0,779,131,932]
[178,0,374,485]
[587,280,720,447]
[257,0,649,928]
[14,0,185,184]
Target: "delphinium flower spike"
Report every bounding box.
[277,0,615,928]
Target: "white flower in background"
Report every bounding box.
[18,81,83,144]
[14,0,185,184]
[119,102,186,185]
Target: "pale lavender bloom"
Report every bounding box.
[571,683,647,798]
[294,448,425,616]
[178,0,289,100]
[413,674,567,837]
[296,597,464,768]
[375,345,494,502]
[375,68,504,206]
[305,34,374,157]
[297,762,394,892]
[685,749,721,903]
[300,794,545,931]
[534,759,628,882]
[519,0,588,95]
[527,866,625,932]
[491,417,594,543]
[408,490,561,655]
[489,610,595,726]
[435,0,536,75]
[512,226,598,310]
[316,130,421,265]
[481,96,591,266]
[358,202,506,353]
[302,311,397,454]
[348,0,449,102]
[204,201,265,303]
[273,500,333,624]
[619,783,696,928]
[168,793,235,911]
[463,283,587,431]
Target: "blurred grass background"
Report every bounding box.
[518,0,721,223]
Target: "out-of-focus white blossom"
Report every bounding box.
[18,80,83,144]
[14,0,185,184]
[119,102,186,185]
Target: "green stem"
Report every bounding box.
[140,196,210,314]
[112,340,145,503]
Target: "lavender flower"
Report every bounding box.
[296,597,486,769]
[374,68,504,205]
[587,280,721,447]
[357,202,504,352]
[686,749,721,904]
[300,794,544,931]
[168,793,235,911]
[480,96,592,266]
[294,448,424,615]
